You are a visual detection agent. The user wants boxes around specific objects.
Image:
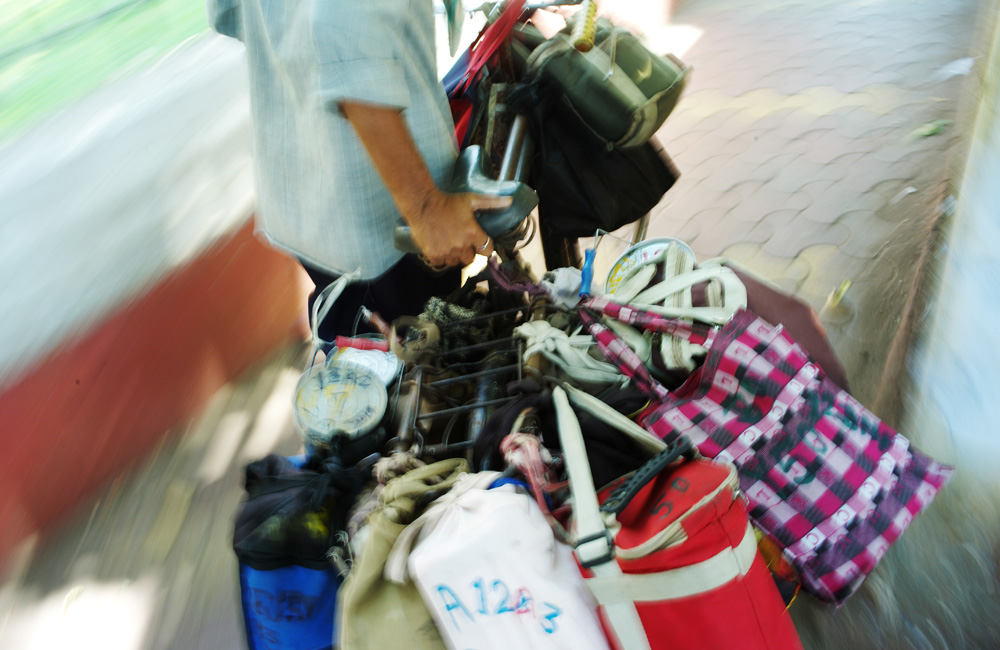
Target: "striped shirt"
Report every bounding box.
[207,0,458,278]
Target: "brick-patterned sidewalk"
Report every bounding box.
[650,0,982,413]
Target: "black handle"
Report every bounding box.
[393,145,539,255]
[600,437,693,515]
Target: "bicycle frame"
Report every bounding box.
[495,111,651,273]
[433,0,653,275]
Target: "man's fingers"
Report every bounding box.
[446,247,472,267]
[476,237,495,258]
[425,244,491,269]
[422,243,481,269]
[466,229,495,259]
[469,194,513,212]
[423,253,447,269]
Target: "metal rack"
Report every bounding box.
[388,301,562,459]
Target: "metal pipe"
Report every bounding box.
[429,364,520,387]
[513,129,535,183]
[416,396,516,421]
[394,367,423,452]
[631,213,650,244]
[440,337,516,357]
[499,115,530,181]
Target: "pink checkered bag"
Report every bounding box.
[578,296,953,605]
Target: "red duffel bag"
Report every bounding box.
[553,387,802,650]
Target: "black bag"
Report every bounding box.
[233,454,363,569]
[509,79,679,239]
[472,381,650,488]
[233,454,365,650]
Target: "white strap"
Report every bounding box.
[611,261,747,331]
[591,561,652,650]
[561,383,665,457]
[606,245,739,370]
[611,243,695,303]
[553,386,652,650]
[634,265,746,312]
[631,265,702,306]
[603,318,652,364]
[516,320,626,387]
[587,523,758,605]
[309,270,362,351]
[553,386,610,568]
[658,330,699,372]
[611,262,659,303]
[603,298,738,326]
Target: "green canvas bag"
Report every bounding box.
[336,458,468,650]
[526,18,688,149]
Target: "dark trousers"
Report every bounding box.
[301,254,461,340]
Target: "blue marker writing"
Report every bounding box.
[436,585,474,630]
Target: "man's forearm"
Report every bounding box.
[340,100,440,226]
[341,99,504,267]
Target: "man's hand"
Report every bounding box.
[408,191,511,267]
[341,100,511,268]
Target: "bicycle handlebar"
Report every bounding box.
[393,145,539,256]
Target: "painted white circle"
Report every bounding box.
[334,347,401,385]
[294,361,387,444]
[604,237,696,294]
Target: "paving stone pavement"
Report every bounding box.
[650,0,985,413]
[2,0,997,648]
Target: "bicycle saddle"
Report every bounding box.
[393,145,539,254]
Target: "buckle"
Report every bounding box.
[575,530,615,569]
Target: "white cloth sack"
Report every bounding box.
[386,473,610,650]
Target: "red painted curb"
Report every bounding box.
[0,219,311,567]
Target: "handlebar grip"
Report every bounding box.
[393,224,421,255]
[334,336,390,352]
[599,438,694,515]
[570,0,598,52]
[392,146,539,260]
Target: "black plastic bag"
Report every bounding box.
[508,78,679,239]
[233,454,363,570]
